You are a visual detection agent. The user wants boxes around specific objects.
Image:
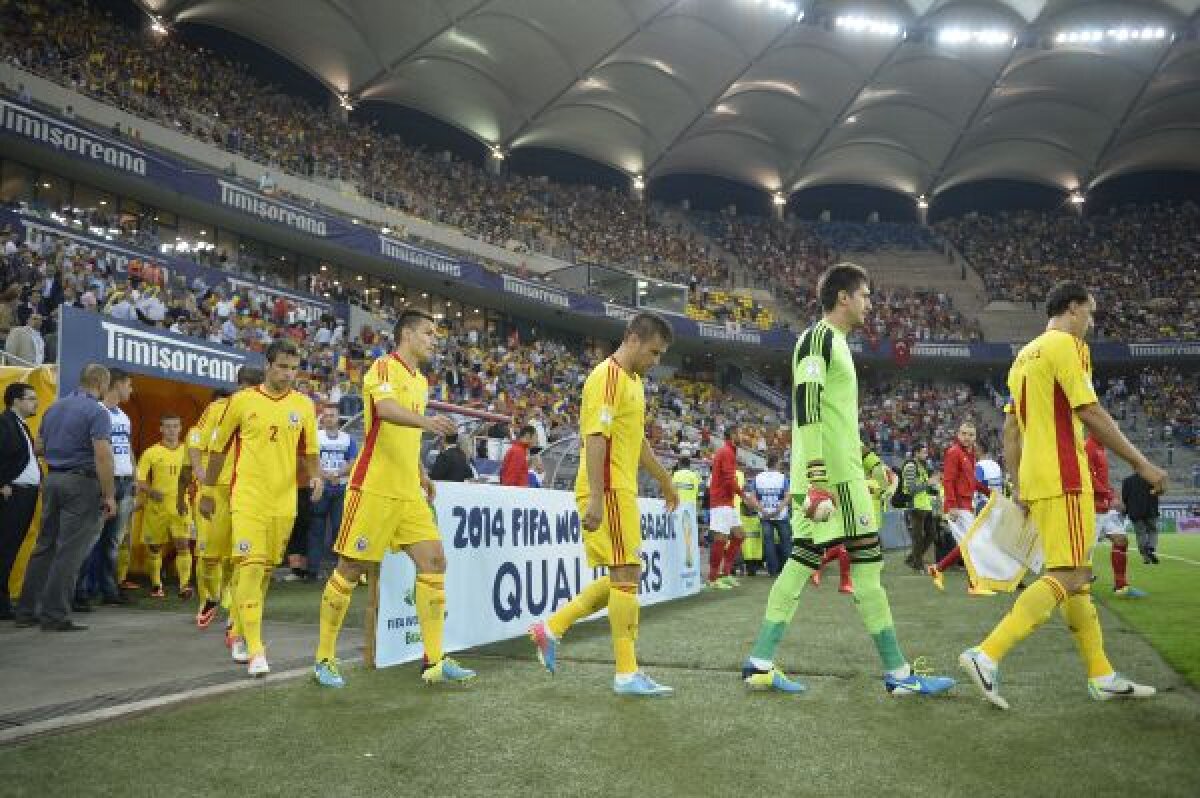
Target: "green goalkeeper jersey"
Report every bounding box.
[791,319,875,541]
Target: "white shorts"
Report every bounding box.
[1096,510,1127,541]
[709,505,741,535]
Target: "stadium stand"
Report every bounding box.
[938,203,1200,341]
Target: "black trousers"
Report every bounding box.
[0,485,40,609]
[906,508,937,568]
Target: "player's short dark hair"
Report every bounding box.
[817,262,870,312]
[766,454,779,469]
[624,311,673,345]
[1045,281,1090,317]
[519,424,537,440]
[108,368,131,386]
[724,426,736,441]
[394,309,435,339]
[265,339,299,364]
[677,455,691,469]
[213,388,232,399]
[4,382,33,408]
[160,412,181,423]
[237,366,264,387]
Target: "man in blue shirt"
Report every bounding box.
[752,455,791,577]
[15,364,115,631]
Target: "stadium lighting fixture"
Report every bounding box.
[916,196,929,209]
[633,175,645,191]
[772,192,787,206]
[1069,191,1086,205]
[338,94,355,111]
[150,16,168,36]
[381,226,391,234]
[491,147,506,161]
[1056,26,1168,44]
[835,15,902,37]
[938,27,1013,46]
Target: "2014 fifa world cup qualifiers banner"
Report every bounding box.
[374,483,704,668]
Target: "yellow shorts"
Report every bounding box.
[141,501,191,546]
[580,490,641,568]
[230,512,295,564]
[196,485,232,559]
[333,488,440,562]
[1031,491,1096,569]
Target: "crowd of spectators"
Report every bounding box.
[860,380,1001,462]
[1101,368,1199,449]
[696,214,981,341]
[0,0,725,288]
[938,203,1200,341]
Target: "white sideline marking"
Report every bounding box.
[0,657,362,745]
[1158,553,1200,567]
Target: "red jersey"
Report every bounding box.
[708,441,744,508]
[1085,437,1114,512]
[942,440,978,511]
[499,441,530,488]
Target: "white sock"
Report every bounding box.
[614,672,638,685]
[1092,672,1117,686]
[748,656,773,672]
[974,649,997,669]
[887,664,912,680]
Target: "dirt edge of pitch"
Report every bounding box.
[0,656,363,746]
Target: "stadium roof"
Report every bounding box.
[142,0,1200,199]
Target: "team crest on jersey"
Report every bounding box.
[236,540,251,554]
[355,536,369,552]
[599,406,614,425]
[858,514,871,527]
[805,360,821,379]
[289,411,301,426]
[378,382,393,393]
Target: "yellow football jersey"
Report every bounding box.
[209,386,318,517]
[136,442,187,503]
[576,357,644,497]
[1006,329,1098,502]
[187,397,235,486]
[349,354,426,501]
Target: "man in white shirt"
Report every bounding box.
[307,405,357,581]
[75,370,136,605]
[4,311,45,366]
[752,455,791,577]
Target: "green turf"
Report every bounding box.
[3,552,1198,797]
[1093,535,1200,686]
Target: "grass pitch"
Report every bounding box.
[2,548,1198,797]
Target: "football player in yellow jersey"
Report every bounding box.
[530,312,680,697]
[960,281,1168,710]
[313,309,466,689]
[136,415,192,599]
[199,341,321,678]
[184,367,261,631]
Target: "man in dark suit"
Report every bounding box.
[1122,472,1161,564]
[0,382,41,619]
[430,433,475,483]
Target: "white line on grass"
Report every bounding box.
[1158,553,1200,567]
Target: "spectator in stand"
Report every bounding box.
[308,405,356,582]
[4,309,45,366]
[499,425,537,487]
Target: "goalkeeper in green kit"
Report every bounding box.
[741,263,957,697]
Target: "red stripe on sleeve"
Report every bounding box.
[1052,380,1082,493]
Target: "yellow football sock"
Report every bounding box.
[316,572,356,662]
[980,575,1066,663]
[227,564,243,636]
[1061,589,1114,678]
[415,573,447,664]
[220,558,234,610]
[236,559,267,656]
[547,576,611,639]
[608,582,640,675]
[116,544,130,584]
[146,548,163,588]
[199,558,221,603]
[174,548,193,591]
